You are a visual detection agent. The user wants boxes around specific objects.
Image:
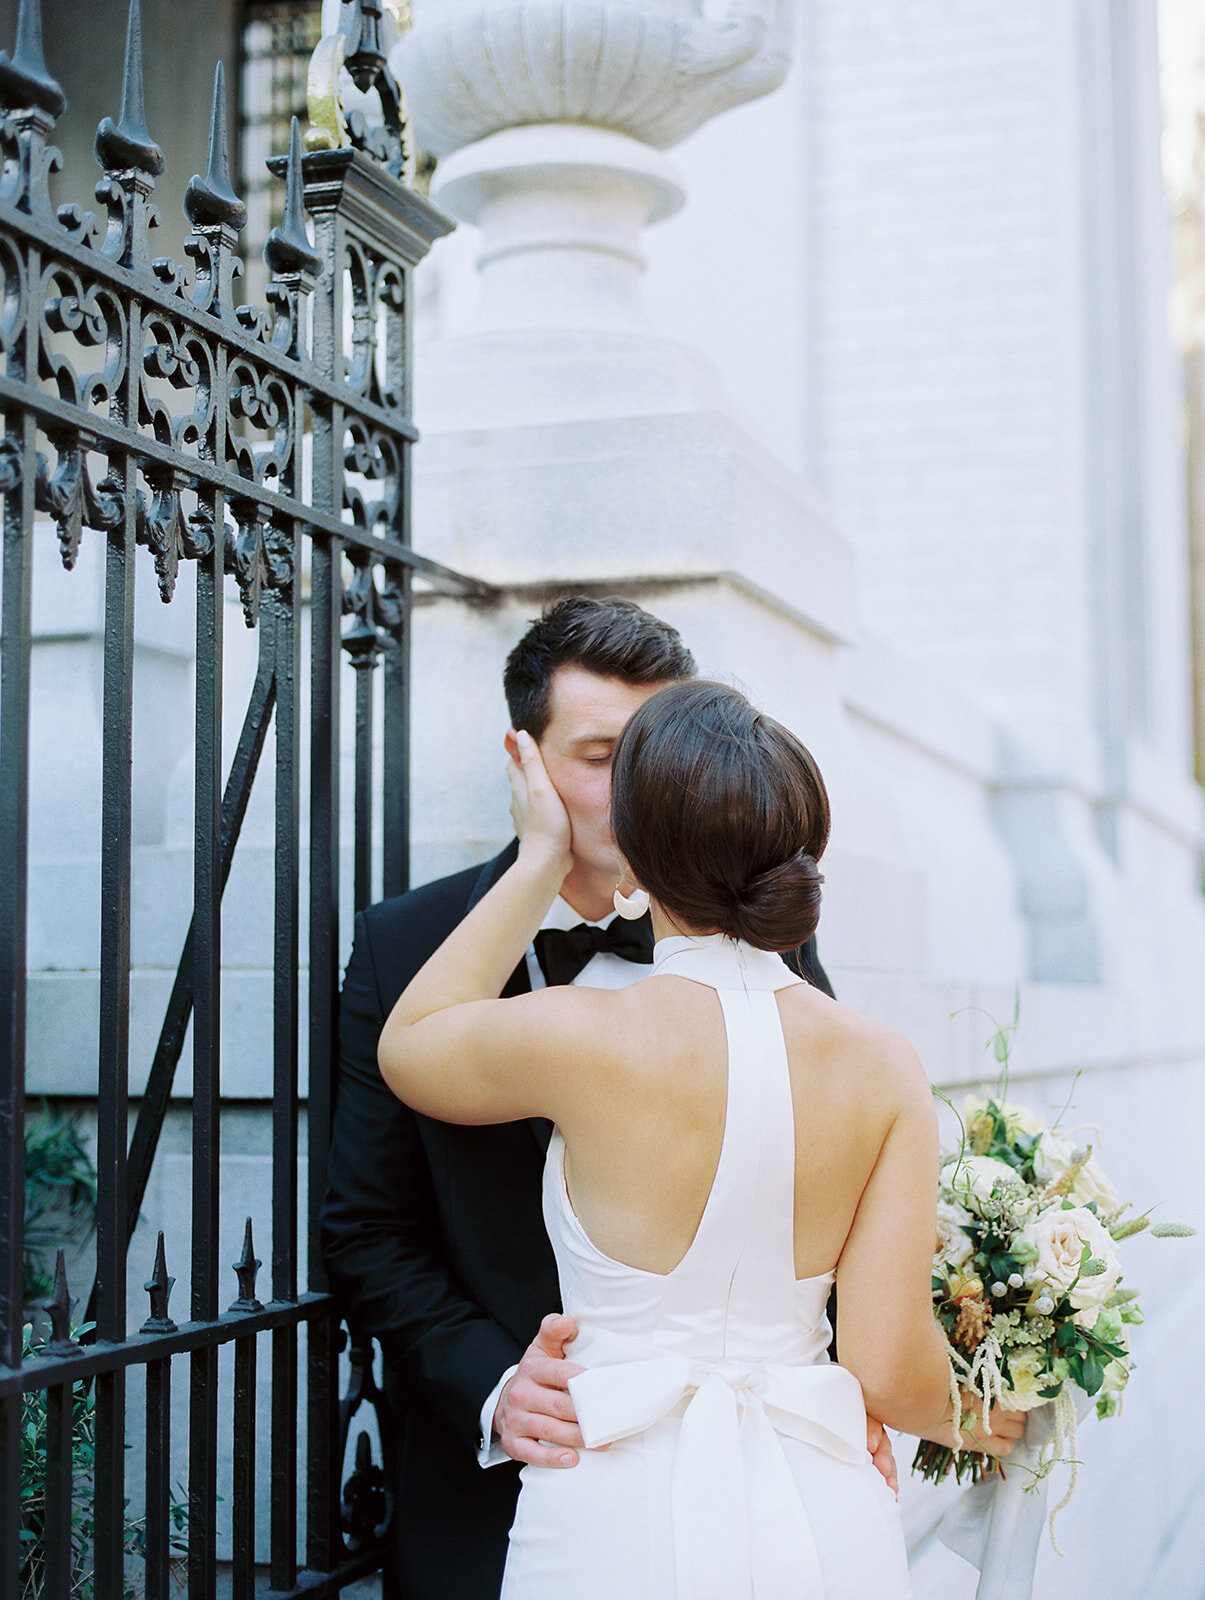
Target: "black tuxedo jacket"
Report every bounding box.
[319,843,834,1600]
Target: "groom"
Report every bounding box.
[320,597,839,1600]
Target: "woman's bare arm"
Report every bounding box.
[383,732,570,1032]
[835,1039,1021,1454]
[834,1042,951,1433]
[377,730,613,1125]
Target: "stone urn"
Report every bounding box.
[395,0,795,156]
[392,0,796,336]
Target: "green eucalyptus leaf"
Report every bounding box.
[1080,1355,1105,1396]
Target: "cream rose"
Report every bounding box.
[1015,1206,1122,1319]
[935,1200,974,1270]
[947,1155,1024,1217]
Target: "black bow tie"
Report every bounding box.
[533,916,654,986]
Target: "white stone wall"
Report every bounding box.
[400,5,1205,1594]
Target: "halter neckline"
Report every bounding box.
[650,933,805,991]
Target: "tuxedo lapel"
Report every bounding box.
[464,838,519,913]
[529,1118,553,1154]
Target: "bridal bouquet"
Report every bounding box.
[913,1053,1192,1498]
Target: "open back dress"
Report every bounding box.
[499,933,913,1600]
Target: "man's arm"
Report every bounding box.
[321,909,525,1453]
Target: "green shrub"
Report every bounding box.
[23,1108,97,1308]
[20,1110,187,1598]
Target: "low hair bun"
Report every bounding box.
[611,680,831,956]
[730,849,824,952]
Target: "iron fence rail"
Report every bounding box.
[0,0,482,1595]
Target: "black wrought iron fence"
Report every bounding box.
[0,1,490,1596]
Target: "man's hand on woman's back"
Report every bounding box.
[499,1310,907,1499]
[495,1313,587,1468]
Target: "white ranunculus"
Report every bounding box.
[1069,1154,1120,1216]
[1004,1107,1043,1145]
[1002,1101,1045,1138]
[935,1200,974,1270]
[947,1155,1024,1217]
[1015,1206,1122,1318]
[1033,1131,1120,1214]
[1002,1346,1060,1411]
[1032,1129,1075,1184]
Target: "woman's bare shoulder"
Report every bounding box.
[509,978,686,1057]
[781,986,930,1104]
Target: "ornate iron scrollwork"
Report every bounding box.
[338,1325,398,1552]
[0,434,22,491]
[343,555,404,664]
[0,3,476,1590]
[226,503,293,628]
[306,0,417,186]
[33,444,123,569]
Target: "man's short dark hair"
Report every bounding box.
[503,596,696,738]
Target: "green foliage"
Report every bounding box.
[20,1318,190,1600]
[20,1113,188,1598]
[23,1107,97,1306]
[1109,1209,1153,1241]
[951,990,1021,1093]
[18,1322,96,1600]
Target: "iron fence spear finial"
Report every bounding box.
[230,1218,264,1313]
[140,1231,178,1334]
[0,0,65,118]
[94,0,164,177]
[183,60,246,315]
[184,58,246,232]
[265,116,321,283]
[42,1250,78,1353]
[0,0,66,214]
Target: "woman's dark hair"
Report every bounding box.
[611,681,830,952]
[504,596,696,738]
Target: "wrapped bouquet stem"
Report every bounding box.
[937,1401,1065,1600]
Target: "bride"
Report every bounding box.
[378,680,1021,1598]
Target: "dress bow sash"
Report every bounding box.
[569,1355,869,1600]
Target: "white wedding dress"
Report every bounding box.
[500,934,912,1599]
